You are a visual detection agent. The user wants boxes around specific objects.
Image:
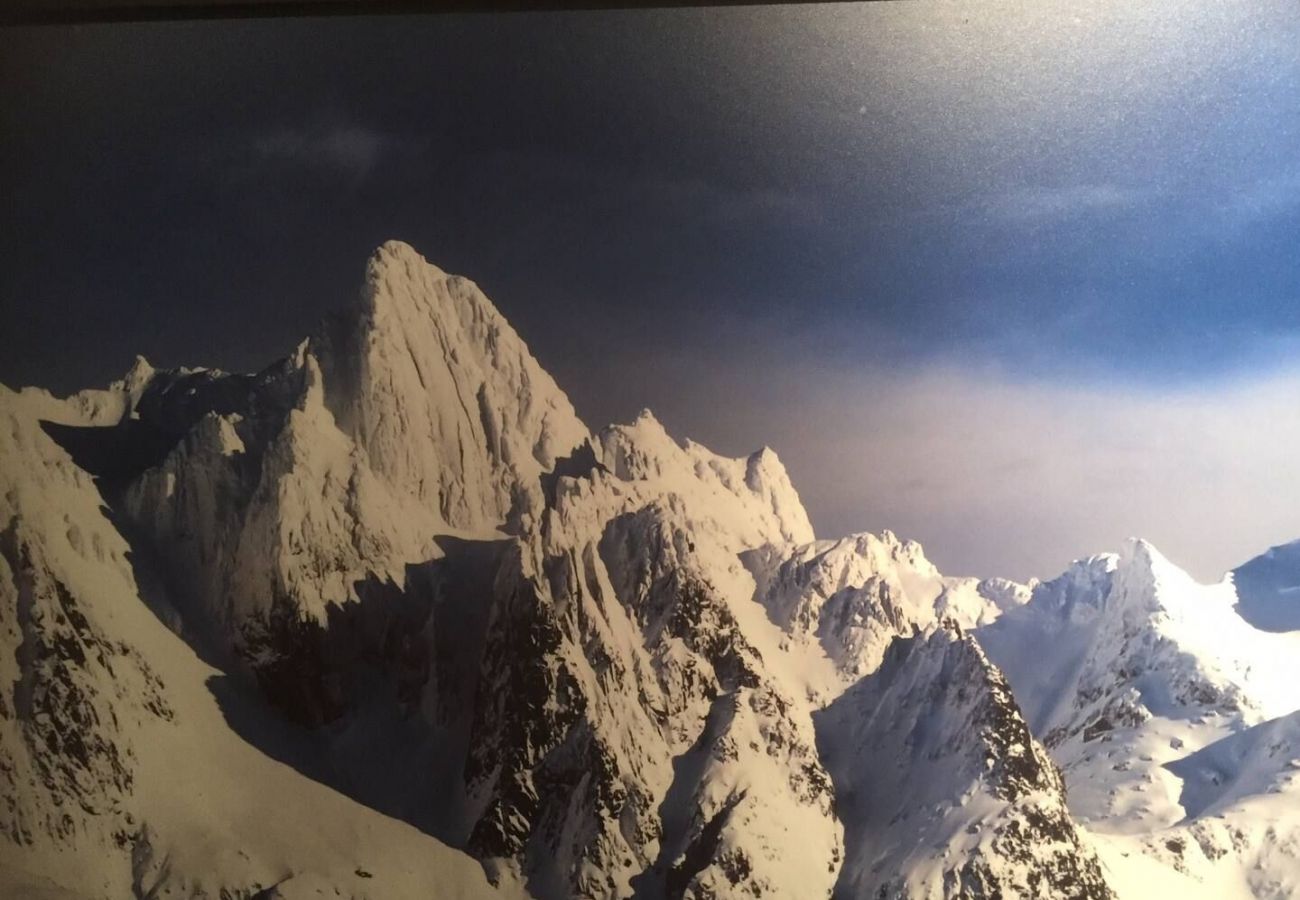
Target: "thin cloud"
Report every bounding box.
[987,183,1139,223]
[250,125,409,179]
[1218,170,1300,229]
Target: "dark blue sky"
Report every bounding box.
[3,3,1300,578]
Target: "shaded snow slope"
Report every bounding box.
[1232,540,1300,633]
[815,624,1112,899]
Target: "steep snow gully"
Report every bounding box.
[3,241,1300,899]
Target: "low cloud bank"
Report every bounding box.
[566,347,1300,583]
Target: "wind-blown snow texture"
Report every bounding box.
[2,240,1298,898]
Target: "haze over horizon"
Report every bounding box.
[3,0,1299,582]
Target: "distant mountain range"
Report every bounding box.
[3,240,1299,898]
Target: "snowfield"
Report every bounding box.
[3,240,1300,898]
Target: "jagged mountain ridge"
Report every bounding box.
[817,625,1112,899]
[1,239,1296,898]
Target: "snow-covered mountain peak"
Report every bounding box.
[978,538,1300,877]
[599,409,677,478]
[1028,536,1190,623]
[738,443,811,537]
[187,410,245,457]
[361,239,451,322]
[1114,537,1190,595]
[312,241,590,531]
[632,406,660,425]
[116,353,157,396]
[982,538,1255,736]
[371,236,447,273]
[594,410,814,548]
[1075,538,1270,663]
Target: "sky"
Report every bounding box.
[3,1,1300,581]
